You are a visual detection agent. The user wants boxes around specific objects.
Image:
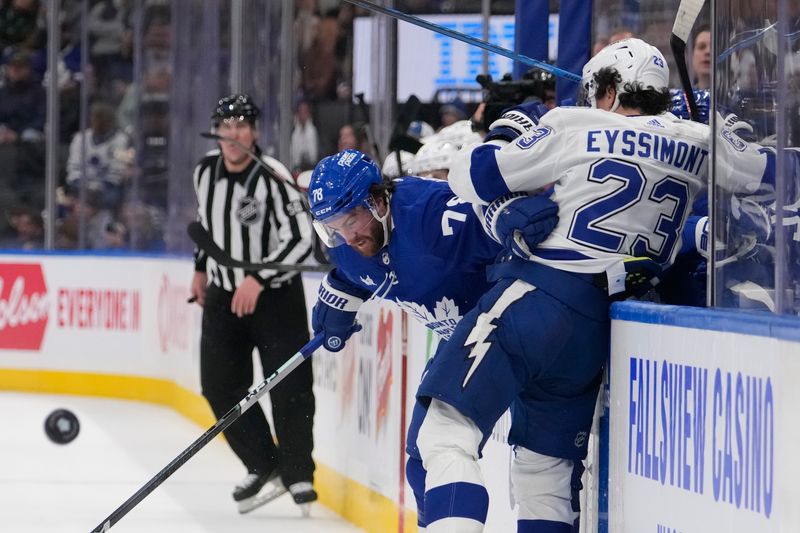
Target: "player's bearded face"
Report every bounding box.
[329,205,385,257]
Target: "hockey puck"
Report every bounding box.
[44,409,80,444]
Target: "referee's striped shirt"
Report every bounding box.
[192,148,313,290]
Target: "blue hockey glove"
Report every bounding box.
[484,101,550,143]
[484,193,559,259]
[311,272,366,352]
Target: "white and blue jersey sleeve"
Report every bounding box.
[449,117,566,205]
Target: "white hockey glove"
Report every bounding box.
[484,101,549,143]
[730,195,772,243]
[716,111,755,149]
[720,112,754,136]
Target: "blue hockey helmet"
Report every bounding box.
[308,149,382,221]
[670,88,710,124]
[308,149,385,246]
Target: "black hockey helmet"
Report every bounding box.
[211,94,260,125]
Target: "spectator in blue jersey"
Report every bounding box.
[419,37,775,533]
[0,49,45,208]
[0,49,45,143]
[306,148,559,531]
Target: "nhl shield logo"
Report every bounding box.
[236,196,263,225]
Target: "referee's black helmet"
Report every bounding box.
[212,94,260,125]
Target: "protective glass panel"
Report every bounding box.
[712,0,799,314]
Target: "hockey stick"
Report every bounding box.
[90,333,325,533]
[200,132,307,197]
[389,94,423,155]
[343,0,581,83]
[354,92,383,166]
[188,221,332,273]
[670,0,706,122]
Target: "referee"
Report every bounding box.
[189,94,316,513]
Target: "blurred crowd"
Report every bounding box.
[2,0,796,267]
[288,0,485,178]
[0,0,167,251]
[0,0,481,251]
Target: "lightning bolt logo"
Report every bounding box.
[462,280,535,388]
[462,313,497,387]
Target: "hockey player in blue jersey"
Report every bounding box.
[409,37,778,533]
[306,148,559,531]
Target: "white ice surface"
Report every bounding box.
[0,392,364,533]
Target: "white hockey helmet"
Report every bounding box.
[410,121,481,177]
[410,135,458,176]
[581,38,669,111]
[407,120,435,140]
[436,119,481,145]
[381,150,415,178]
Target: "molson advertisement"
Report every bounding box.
[0,263,49,350]
[0,255,197,381]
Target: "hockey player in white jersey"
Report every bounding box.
[414,38,773,533]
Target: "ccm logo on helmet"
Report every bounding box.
[318,285,349,310]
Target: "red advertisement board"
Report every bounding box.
[0,263,49,350]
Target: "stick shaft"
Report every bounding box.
[90,334,323,533]
[200,132,307,197]
[670,0,707,122]
[188,221,331,273]
[670,34,700,122]
[344,0,581,83]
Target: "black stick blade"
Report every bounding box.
[670,33,700,123]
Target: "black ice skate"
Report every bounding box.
[233,470,287,514]
[289,481,317,517]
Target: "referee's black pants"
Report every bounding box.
[200,277,315,488]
